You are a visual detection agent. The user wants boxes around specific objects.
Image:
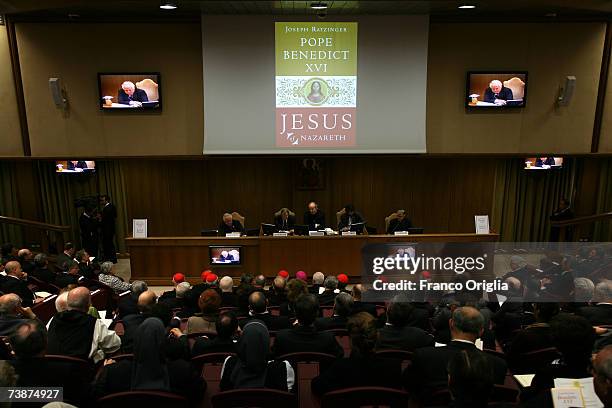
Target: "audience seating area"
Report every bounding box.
[0,242,611,407]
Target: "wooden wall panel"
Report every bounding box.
[121,157,497,237]
[0,26,23,157]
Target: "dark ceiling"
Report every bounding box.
[1,0,612,21]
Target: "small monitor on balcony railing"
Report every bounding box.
[524,157,563,170]
[56,161,96,174]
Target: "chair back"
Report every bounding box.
[510,347,560,374]
[31,294,58,323]
[44,354,94,381]
[503,77,525,100]
[375,349,414,370]
[321,305,334,317]
[97,391,188,408]
[211,388,297,408]
[135,78,159,101]
[324,328,350,356]
[277,352,337,408]
[321,386,409,408]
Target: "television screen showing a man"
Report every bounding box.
[98,73,161,110]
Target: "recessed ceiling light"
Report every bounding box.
[160,2,177,10]
[458,5,476,9]
[310,2,328,10]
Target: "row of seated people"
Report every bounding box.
[215,203,416,235]
[1,269,612,407]
[2,294,611,408]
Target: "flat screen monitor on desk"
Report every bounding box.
[293,225,310,236]
[260,223,277,236]
[407,228,424,234]
[349,222,366,234]
[201,229,218,237]
[209,246,241,265]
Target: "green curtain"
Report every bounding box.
[35,161,129,254]
[96,161,129,253]
[491,158,579,242]
[0,161,24,245]
[593,158,612,242]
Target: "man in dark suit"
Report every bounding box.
[403,306,507,399]
[376,295,434,351]
[315,292,353,331]
[338,204,364,232]
[31,253,56,285]
[274,208,296,232]
[55,242,76,272]
[273,294,343,358]
[218,213,244,235]
[267,276,287,306]
[318,276,339,306]
[350,284,378,317]
[17,249,35,275]
[386,209,413,234]
[483,80,514,104]
[577,280,612,326]
[117,280,148,318]
[0,293,37,336]
[310,272,325,295]
[304,201,325,231]
[54,261,81,290]
[99,195,118,263]
[9,320,92,406]
[219,276,238,308]
[117,81,149,106]
[1,262,37,307]
[79,206,99,258]
[67,160,88,170]
[241,291,289,331]
[190,312,238,357]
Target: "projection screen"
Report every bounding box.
[202,15,428,154]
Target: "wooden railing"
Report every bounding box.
[551,212,612,241]
[0,216,70,254]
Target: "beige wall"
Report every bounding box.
[427,22,605,153]
[0,25,23,156]
[8,21,608,157]
[15,23,203,156]
[599,39,612,152]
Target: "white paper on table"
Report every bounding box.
[35,291,52,298]
[553,378,603,408]
[514,374,536,388]
[550,388,585,408]
[434,342,446,347]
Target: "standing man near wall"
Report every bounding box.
[100,195,118,263]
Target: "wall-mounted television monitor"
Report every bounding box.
[98,73,161,110]
[55,160,96,173]
[466,71,527,108]
[524,157,563,170]
[209,246,241,265]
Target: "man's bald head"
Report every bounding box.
[0,294,21,316]
[18,249,32,259]
[138,290,157,314]
[504,276,522,295]
[4,261,23,278]
[451,306,484,341]
[55,292,69,313]
[67,287,91,312]
[219,276,233,292]
[249,291,267,314]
